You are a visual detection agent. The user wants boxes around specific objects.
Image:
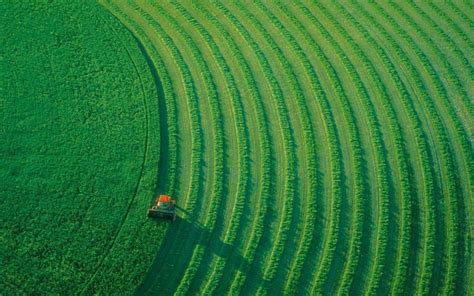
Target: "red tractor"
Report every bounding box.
[147,195,176,221]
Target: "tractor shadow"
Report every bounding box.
[127,17,251,294]
[175,207,251,270]
[179,214,250,270]
[132,33,172,195]
[137,209,250,294]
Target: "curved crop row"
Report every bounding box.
[330,1,434,294]
[292,2,364,294]
[128,1,202,215]
[172,0,249,252]
[390,3,473,293]
[358,3,446,294]
[231,3,298,292]
[370,3,462,294]
[271,4,346,294]
[446,1,474,43]
[310,3,395,294]
[169,3,251,294]
[420,1,474,70]
[434,2,474,53]
[107,3,470,295]
[417,2,474,95]
[120,3,205,293]
[187,3,275,294]
[392,1,473,190]
[254,3,334,294]
[427,2,474,113]
[341,2,438,294]
[252,1,320,292]
[207,3,273,294]
[301,2,381,293]
[386,3,470,294]
[401,2,474,134]
[197,3,276,294]
[144,2,226,294]
[212,3,297,294]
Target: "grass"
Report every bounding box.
[0,1,163,294]
[1,1,472,295]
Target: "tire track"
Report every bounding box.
[228,3,298,294]
[197,4,274,294]
[79,10,152,294]
[340,2,436,293]
[113,2,205,294]
[136,2,223,294]
[365,3,462,293]
[166,3,251,294]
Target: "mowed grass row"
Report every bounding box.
[362,1,469,294]
[364,3,469,294]
[187,3,273,294]
[289,2,364,294]
[390,1,473,200]
[222,3,297,294]
[231,3,307,294]
[332,3,436,294]
[164,2,249,294]
[106,1,252,294]
[144,2,226,294]
[103,2,471,295]
[318,2,415,293]
[270,3,346,293]
[305,2,393,294]
[402,2,473,122]
[104,2,206,295]
[120,2,215,295]
[151,2,251,294]
[252,2,392,294]
[258,3,336,294]
[203,3,284,294]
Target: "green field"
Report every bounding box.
[1,1,472,295]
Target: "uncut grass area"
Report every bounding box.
[0,1,163,294]
[1,1,473,295]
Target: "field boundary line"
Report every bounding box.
[79,9,153,294]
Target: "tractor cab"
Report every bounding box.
[147,195,176,221]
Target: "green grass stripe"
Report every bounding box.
[366,3,463,294]
[228,5,297,296]
[215,2,296,295]
[293,1,364,294]
[312,3,393,294]
[255,2,341,294]
[272,4,346,293]
[386,3,470,294]
[447,1,474,40]
[142,2,226,294]
[166,3,250,294]
[186,4,274,294]
[341,2,437,294]
[416,2,474,95]
[200,3,274,294]
[250,2,319,293]
[114,2,205,294]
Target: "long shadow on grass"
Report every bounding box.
[136,212,250,295]
[128,20,250,295]
[132,34,173,195]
